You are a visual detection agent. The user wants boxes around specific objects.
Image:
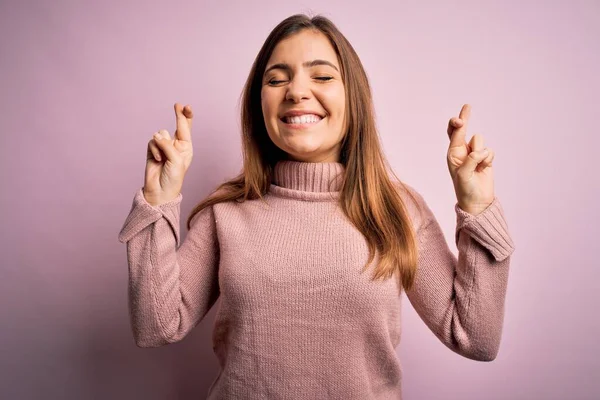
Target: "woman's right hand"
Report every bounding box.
[143,103,194,206]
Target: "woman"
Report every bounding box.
[118,14,515,400]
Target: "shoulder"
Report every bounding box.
[189,202,216,230]
[391,180,432,232]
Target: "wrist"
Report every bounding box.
[457,201,492,216]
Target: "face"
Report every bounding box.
[261,29,346,163]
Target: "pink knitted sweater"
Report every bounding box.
[118,160,515,399]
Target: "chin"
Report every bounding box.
[286,137,326,152]
[286,149,321,160]
[287,146,337,162]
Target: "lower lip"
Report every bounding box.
[280,117,324,130]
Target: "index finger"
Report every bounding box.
[174,103,193,142]
[448,103,471,146]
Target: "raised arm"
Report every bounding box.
[118,188,220,347]
[404,190,515,361]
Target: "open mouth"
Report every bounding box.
[279,114,325,128]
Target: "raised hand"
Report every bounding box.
[143,103,194,206]
[446,104,495,216]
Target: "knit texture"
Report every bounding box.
[118,160,515,399]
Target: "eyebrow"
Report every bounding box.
[264,59,339,75]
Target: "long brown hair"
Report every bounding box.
[186,14,424,292]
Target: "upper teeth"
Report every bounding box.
[286,114,322,124]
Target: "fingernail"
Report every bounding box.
[154,133,161,140]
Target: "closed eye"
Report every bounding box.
[268,77,332,85]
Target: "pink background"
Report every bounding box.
[1,0,598,399]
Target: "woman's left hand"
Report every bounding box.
[446,104,495,216]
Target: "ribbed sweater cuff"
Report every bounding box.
[454,197,515,262]
[117,187,183,245]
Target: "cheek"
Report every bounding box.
[336,87,346,113]
[260,90,268,115]
[321,86,346,117]
[261,89,280,119]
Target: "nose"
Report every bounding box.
[285,76,311,102]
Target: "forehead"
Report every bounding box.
[267,30,339,67]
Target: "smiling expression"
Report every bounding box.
[261,29,347,163]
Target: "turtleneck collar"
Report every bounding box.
[269,160,345,201]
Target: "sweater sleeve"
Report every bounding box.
[404,191,515,361]
[117,187,220,348]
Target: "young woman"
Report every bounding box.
[118,14,515,400]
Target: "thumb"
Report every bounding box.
[460,148,489,174]
[153,135,180,163]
